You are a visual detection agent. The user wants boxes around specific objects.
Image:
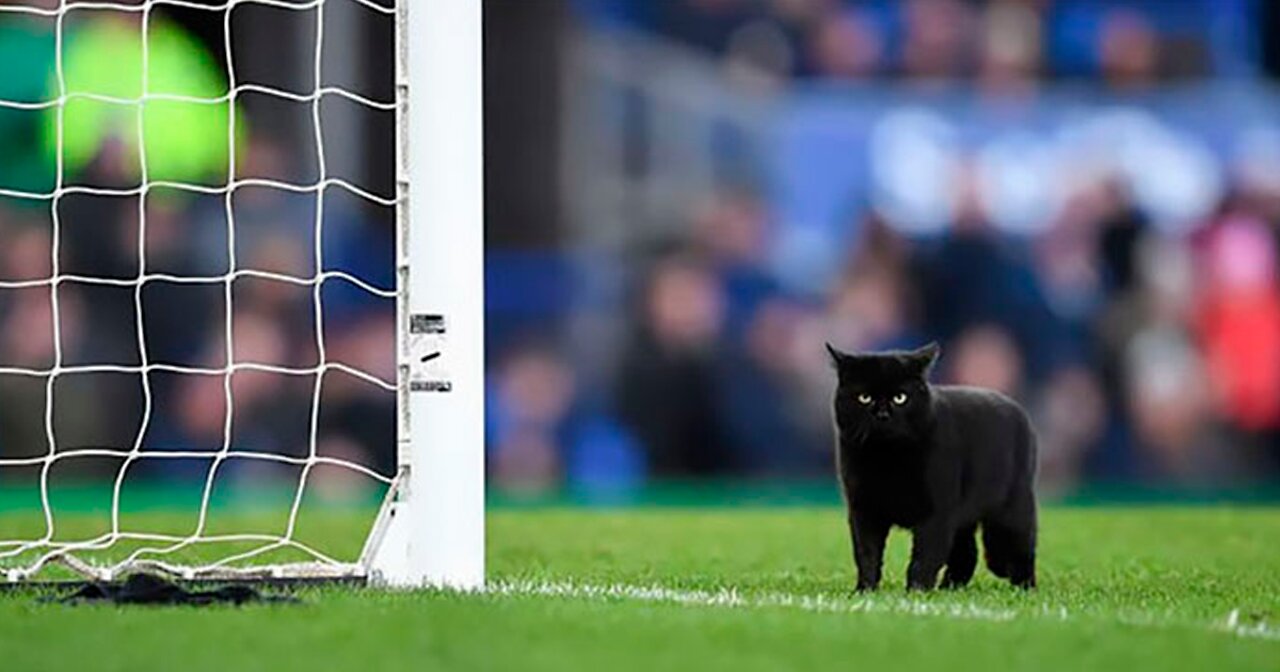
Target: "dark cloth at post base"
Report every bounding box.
[46,573,300,606]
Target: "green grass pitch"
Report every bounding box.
[0,507,1277,671]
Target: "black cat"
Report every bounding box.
[826,342,1038,591]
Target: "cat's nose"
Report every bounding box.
[873,408,891,421]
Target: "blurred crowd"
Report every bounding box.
[0,8,395,497]
[575,0,1259,89]
[491,169,1280,498]
[486,0,1280,499]
[3,1,1280,503]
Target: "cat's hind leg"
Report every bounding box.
[980,523,1012,579]
[981,490,1037,588]
[940,524,978,589]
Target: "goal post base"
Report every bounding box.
[363,468,485,590]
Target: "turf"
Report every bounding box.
[0,507,1277,671]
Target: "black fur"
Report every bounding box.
[827,342,1038,591]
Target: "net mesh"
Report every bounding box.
[0,0,399,581]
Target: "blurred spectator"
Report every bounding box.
[977,0,1042,95]
[723,19,796,93]
[719,296,828,475]
[912,164,1066,379]
[490,344,576,495]
[490,342,644,499]
[1097,8,1159,89]
[1194,209,1280,434]
[690,188,781,343]
[900,0,975,82]
[58,11,232,184]
[1034,185,1106,326]
[804,7,883,80]
[1123,326,1233,482]
[1033,366,1107,494]
[1094,179,1150,296]
[946,323,1023,395]
[826,266,914,353]
[827,213,919,351]
[616,252,732,476]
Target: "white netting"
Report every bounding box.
[0,0,400,581]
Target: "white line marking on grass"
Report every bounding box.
[1220,609,1280,642]
[486,580,1280,643]
[490,580,1013,622]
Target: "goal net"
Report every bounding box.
[0,0,484,587]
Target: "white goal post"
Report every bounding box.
[0,0,485,589]
[370,0,485,589]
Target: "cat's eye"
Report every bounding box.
[892,393,908,405]
[856,394,873,405]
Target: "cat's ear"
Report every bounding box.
[906,342,940,376]
[825,342,852,369]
